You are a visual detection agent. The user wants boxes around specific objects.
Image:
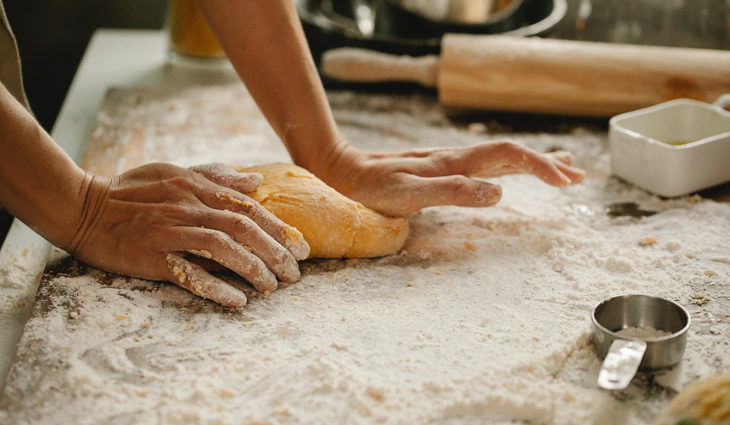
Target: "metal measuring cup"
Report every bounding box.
[591,294,691,390]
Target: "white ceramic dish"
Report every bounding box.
[609,95,730,197]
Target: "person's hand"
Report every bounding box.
[63,163,310,308]
[312,139,585,216]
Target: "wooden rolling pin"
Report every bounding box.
[322,35,730,117]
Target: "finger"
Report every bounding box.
[554,160,585,183]
[547,150,573,166]
[397,174,502,213]
[393,140,523,160]
[166,253,247,308]
[476,164,519,178]
[177,228,278,293]
[484,143,573,186]
[202,209,300,282]
[426,142,571,186]
[190,163,263,193]
[520,153,572,186]
[401,142,508,178]
[202,190,310,261]
[430,141,517,176]
[464,151,583,183]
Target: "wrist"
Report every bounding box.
[291,132,351,178]
[64,173,112,256]
[301,139,369,200]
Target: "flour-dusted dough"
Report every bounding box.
[234,163,409,259]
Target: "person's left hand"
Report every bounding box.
[311,139,584,216]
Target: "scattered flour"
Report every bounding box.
[0,230,52,393]
[0,86,728,425]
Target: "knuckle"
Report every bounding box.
[224,211,256,231]
[431,148,457,164]
[535,153,554,167]
[156,203,195,222]
[449,175,472,190]
[161,226,191,247]
[192,162,225,176]
[404,148,431,157]
[150,162,185,179]
[451,174,469,184]
[495,139,520,152]
[161,203,188,217]
[169,174,199,191]
[216,191,255,210]
[200,229,227,247]
[148,162,177,172]
[392,172,410,186]
[428,147,450,158]
[158,162,180,170]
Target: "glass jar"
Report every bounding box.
[167,0,226,62]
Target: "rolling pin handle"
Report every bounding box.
[321,48,440,88]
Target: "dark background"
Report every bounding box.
[1,0,728,246]
[4,1,167,130]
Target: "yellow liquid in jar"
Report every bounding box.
[167,0,225,59]
[663,140,695,146]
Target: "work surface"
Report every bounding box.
[1,84,729,425]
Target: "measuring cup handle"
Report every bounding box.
[597,339,647,390]
[713,94,730,110]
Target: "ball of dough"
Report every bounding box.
[655,372,730,425]
[233,163,409,259]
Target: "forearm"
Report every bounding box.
[0,82,91,249]
[194,0,345,173]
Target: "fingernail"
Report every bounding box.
[243,172,263,187]
[284,227,310,260]
[492,185,503,200]
[477,185,502,205]
[255,273,278,293]
[226,292,248,308]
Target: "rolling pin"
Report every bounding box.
[321,35,730,117]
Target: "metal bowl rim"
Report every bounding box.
[591,294,691,342]
[295,0,568,46]
[388,0,526,26]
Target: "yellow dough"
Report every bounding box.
[655,371,730,425]
[234,163,409,259]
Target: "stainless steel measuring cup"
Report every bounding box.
[591,294,691,390]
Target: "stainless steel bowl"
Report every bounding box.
[592,294,690,371]
[391,0,523,25]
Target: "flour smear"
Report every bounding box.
[1,86,728,425]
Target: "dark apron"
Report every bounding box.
[0,0,30,244]
[0,0,30,109]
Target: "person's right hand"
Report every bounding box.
[63,162,310,308]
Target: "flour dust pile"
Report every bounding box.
[0,86,728,425]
